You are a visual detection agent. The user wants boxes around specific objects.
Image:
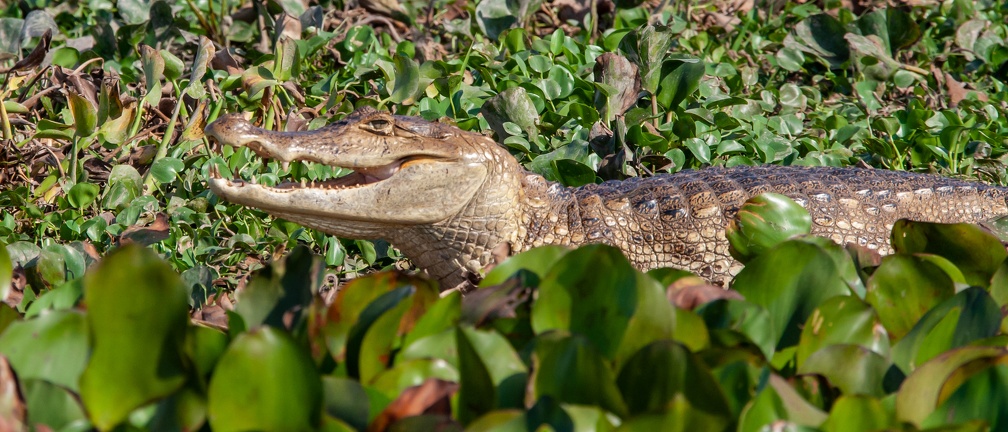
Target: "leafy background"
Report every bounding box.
[3,0,1008,430]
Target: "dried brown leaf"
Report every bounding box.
[666,275,744,310]
[8,28,51,73]
[369,378,459,432]
[118,212,171,246]
[0,356,27,432]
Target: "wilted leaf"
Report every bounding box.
[185,37,215,99]
[118,212,170,246]
[8,28,50,73]
[0,359,28,431]
[370,378,459,431]
[482,87,540,143]
[67,91,97,137]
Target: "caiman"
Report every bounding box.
[206,107,1008,289]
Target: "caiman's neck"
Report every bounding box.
[387,169,578,289]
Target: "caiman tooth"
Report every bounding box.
[281,161,290,171]
[301,179,307,187]
[249,176,257,185]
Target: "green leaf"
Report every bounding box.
[19,379,88,431]
[776,47,805,72]
[895,346,1008,427]
[617,340,732,425]
[370,358,459,400]
[208,327,322,432]
[531,244,673,362]
[891,287,1001,373]
[796,296,888,368]
[866,255,955,342]
[787,14,850,67]
[738,375,828,432]
[481,87,540,143]
[531,333,628,416]
[623,24,676,94]
[79,244,190,430]
[922,363,1008,430]
[67,91,97,137]
[322,377,370,432]
[66,182,100,209]
[732,240,851,348]
[139,44,164,100]
[549,159,595,187]
[798,344,890,396]
[388,52,419,105]
[726,193,812,263]
[821,395,893,432]
[890,220,1007,288]
[655,57,705,110]
[698,299,777,360]
[149,156,185,183]
[481,246,570,287]
[0,310,88,392]
[118,0,152,25]
[456,325,528,424]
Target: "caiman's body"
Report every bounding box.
[206,107,1008,288]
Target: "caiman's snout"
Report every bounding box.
[205,114,306,162]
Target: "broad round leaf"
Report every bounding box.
[531,333,627,416]
[726,193,812,262]
[79,245,190,430]
[866,255,955,342]
[531,244,673,362]
[732,240,850,348]
[66,182,100,209]
[208,327,322,432]
[617,340,731,424]
[890,220,1007,288]
[896,346,1008,427]
[798,344,890,396]
[796,296,889,368]
[821,395,893,432]
[456,325,527,424]
[0,310,88,392]
[891,287,1001,373]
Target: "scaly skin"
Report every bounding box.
[206,108,1008,288]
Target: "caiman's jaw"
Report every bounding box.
[205,108,490,228]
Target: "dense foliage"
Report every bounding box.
[3,0,1008,430]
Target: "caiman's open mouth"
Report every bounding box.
[207,137,439,192]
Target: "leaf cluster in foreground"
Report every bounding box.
[4,192,1008,430]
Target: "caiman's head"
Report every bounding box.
[206,107,533,286]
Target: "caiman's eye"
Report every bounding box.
[364,118,393,134]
